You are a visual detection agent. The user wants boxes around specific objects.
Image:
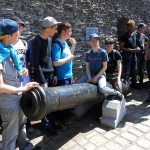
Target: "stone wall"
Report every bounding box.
[0,0,150,77]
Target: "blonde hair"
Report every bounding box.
[127,20,135,26]
[0,35,5,40]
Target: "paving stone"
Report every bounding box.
[126,111,134,117]
[90,135,108,146]
[74,135,88,146]
[121,132,137,141]
[105,141,123,150]
[31,136,43,146]
[120,125,130,132]
[95,147,108,150]
[136,109,145,114]
[131,112,144,119]
[68,145,84,150]
[111,129,120,135]
[145,132,150,140]
[130,119,141,124]
[135,123,149,133]
[126,145,143,150]
[114,137,131,147]
[141,114,150,119]
[141,119,150,127]
[94,127,106,134]
[137,138,150,149]
[125,121,134,127]
[97,147,108,150]
[104,131,116,139]
[61,140,77,149]
[85,131,98,139]
[84,143,96,150]
[128,128,143,137]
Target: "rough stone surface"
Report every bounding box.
[0,0,150,78]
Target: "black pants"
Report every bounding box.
[146,60,150,81]
[136,54,145,84]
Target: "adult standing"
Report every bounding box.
[31,16,59,134]
[51,22,76,86]
[11,16,32,129]
[120,20,140,87]
[11,16,30,86]
[31,16,59,87]
[135,23,148,88]
[0,19,38,150]
[144,39,150,103]
[51,22,76,120]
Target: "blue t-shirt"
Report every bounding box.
[51,39,72,80]
[86,48,108,77]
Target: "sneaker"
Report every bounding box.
[116,91,123,99]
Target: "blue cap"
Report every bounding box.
[0,19,19,35]
[89,33,99,41]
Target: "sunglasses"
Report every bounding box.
[105,42,114,45]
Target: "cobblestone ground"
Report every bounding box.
[0,82,149,150]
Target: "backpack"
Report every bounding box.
[26,36,53,80]
[26,37,35,65]
[27,38,64,65]
[52,40,64,54]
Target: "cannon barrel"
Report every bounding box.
[20,83,104,121]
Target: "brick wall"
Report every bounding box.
[0,0,150,77]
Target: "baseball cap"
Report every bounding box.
[42,16,60,28]
[10,16,25,27]
[105,37,114,43]
[0,19,19,35]
[89,33,99,41]
[138,23,147,29]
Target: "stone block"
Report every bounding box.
[100,96,127,128]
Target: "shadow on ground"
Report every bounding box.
[28,104,108,150]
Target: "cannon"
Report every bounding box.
[21,82,128,128]
[20,83,105,121]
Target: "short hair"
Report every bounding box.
[10,16,25,27]
[127,20,135,26]
[57,22,72,34]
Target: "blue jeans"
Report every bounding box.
[136,53,145,84]
[57,77,73,86]
[0,105,32,150]
[42,72,54,128]
[56,77,73,120]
